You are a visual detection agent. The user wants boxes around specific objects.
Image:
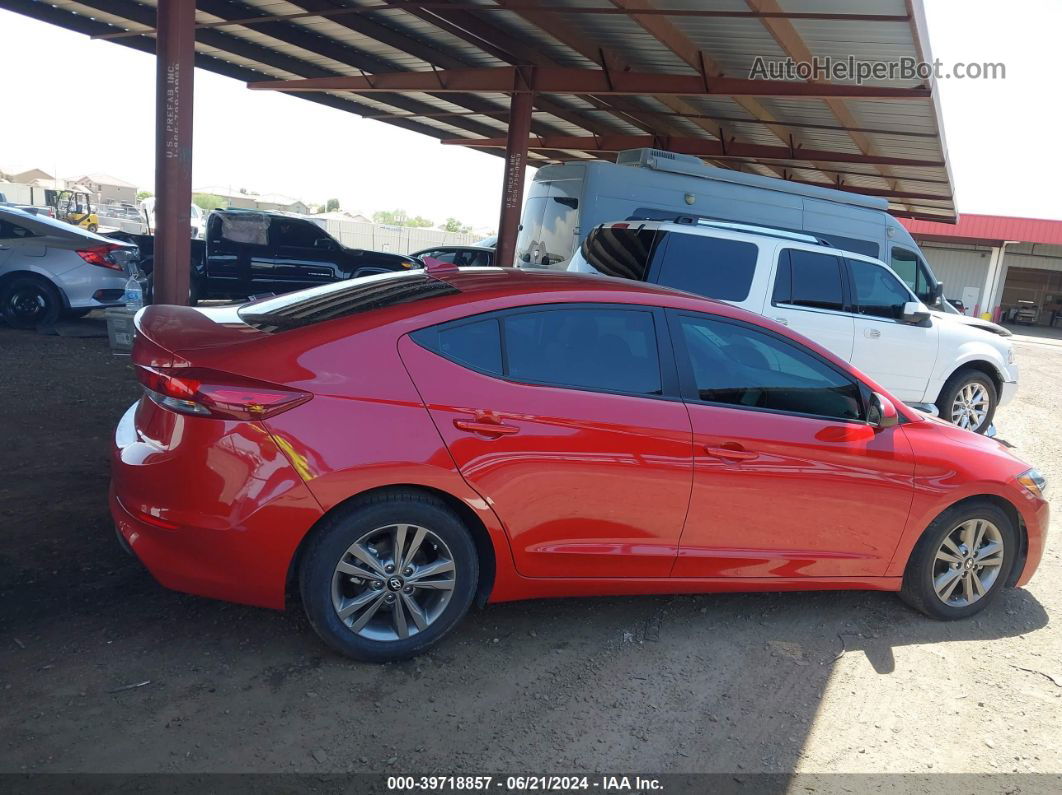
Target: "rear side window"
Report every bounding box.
[579,226,663,281]
[847,258,913,320]
[677,314,863,421]
[654,233,758,301]
[504,308,662,395]
[773,249,844,311]
[0,220,35,239]
[415,306,663,396]
[411,318,502,375]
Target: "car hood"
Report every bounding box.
[931,310,1012,337]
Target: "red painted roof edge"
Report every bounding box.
[900,213,1062,246]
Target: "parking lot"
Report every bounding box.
[0,320,1058,775]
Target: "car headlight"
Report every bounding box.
[1017,468,1048,499]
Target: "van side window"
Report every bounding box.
[773,249,844,311]
[847,259,913,320]
[654,234,758,301]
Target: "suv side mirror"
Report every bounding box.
[868,392,899,429]
[902,300,931,325]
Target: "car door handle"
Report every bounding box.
[453,419,519,436]
[864,328,881,339]
[772,317,789,326]
[705,444,758,461]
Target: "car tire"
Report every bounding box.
[899,500,1017,620]
[937,369,997,434]
[87,223,98,233]
[298,490,478,662]
[0,275,63,328]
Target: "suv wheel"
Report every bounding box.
[938,369,997,434]
[899,500,1017,620]
[299,491,478,662]
[1,275,63,328]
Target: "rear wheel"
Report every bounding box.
[899,500,1017,620]
[0,275,63,328]
[299,491,478,662]
[938,369,997,434]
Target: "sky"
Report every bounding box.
[1,1,1060,226]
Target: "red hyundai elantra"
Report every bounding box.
[111,266,1049,661]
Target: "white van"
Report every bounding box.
[569,218,1017,434]
[516,148,947,310]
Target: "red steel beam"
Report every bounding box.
[248,67,930,99]
[443,135,945,168]
[154,0,194,306]
[495,88,534,269]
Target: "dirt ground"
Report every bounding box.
[0,317,1059,777]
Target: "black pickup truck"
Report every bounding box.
[109,209,420,303]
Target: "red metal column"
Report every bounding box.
[154,0,195,305]
[495,88,533,267]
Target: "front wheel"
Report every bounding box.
[938,369,997,434]
[899,500,1017,620]
[87,223,98,233]
[299,491,478,662]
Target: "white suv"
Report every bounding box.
[569,219,1017,434]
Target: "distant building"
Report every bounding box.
[254,193,309,214]
[8,167,57,186]
[71,174,138,204]
[193,186,309,213]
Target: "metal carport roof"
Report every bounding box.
[3,0,957,223]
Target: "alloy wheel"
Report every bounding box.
[950,382,990,431]
[331,523,456,642]
[932,519,1004,606]
[8,287,47,324]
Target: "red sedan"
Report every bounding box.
[111,266,1049,662]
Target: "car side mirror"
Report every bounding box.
[868,392,899,430]
[902,300,931,325]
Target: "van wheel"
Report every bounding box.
[1,275,63,328]
[298,491,478,662]
[937,369,997,434]
[899,500,1016,620]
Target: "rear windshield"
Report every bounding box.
[238,272,458,332]
[579,226,664,281]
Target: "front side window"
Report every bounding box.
[654,233,758,301]
[847,258,913,320]
[677,314,863,421]
[773,249,845,311]
[503,308,662,395]
[270,219,330,249]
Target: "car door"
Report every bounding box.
[667,310,915,579]
[769,247,855,361]
[845,257,939,403]
[399,304,693,579]
[266,218,338,293]
[204,213,271,298]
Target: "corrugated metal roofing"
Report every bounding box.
[6,0,957,220]
[901,215,1062,246]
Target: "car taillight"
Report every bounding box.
[136,366,311,420]
[76,243,126,270]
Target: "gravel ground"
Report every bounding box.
[0,318,1058,777]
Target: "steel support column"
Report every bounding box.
[495,89,533,268]
[154,0,195,305]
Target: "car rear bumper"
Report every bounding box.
[110,400,323,609]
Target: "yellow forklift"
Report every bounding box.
[53,188,100,233]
